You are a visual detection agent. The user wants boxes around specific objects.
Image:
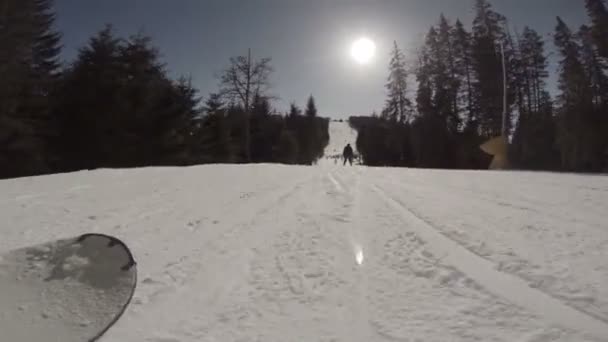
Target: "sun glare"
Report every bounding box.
[351,37,376,65]
[355,246,364,265]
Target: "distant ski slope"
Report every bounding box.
[1,148,608,340]
[324,121,358,158]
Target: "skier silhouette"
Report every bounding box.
[343,144,354,166]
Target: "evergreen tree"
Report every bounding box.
[250,94,276,162]
[519,27,550,113]
[161,78,201,165]
[510,27,557,169]
[452,19,477,128]
[197,93,233,163]
[283,100,328,165]
[384,41,412,123]
[303,95,318,163]
[553,17,598,171]
[411,26,452,168]
[579,25,608,107]
[471,0,510,137]
[0,0,61,178]
[415,41,435,120]
[435,15,461,133]
[55,27,200,170]
[54,26,121,170]
[579,24,608,170]
[305,95,317,118]
[275,129,299,164]
[585,0,608,60]
[304,95,329,163]
[203,93,225,114]
[288,103,302,118]
[30,0,61,85]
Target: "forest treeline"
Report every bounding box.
[2,0,607,178]
[0,0,328,179]
[352,0,608,172]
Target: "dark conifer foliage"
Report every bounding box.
[0,1,330,179]
[353,0,608,172]
[452,19,477,129]
[0,0,61,178]
[509,27,559,170]
[2,0,607,177]
[53,28,201,171]
[585,0,608,60]
[383,42,412,123]
[305,96,317,118]
[285,99,329,165]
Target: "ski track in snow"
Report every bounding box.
[1,122,608,341]
[370,179,608,340]
[375,169,608,324]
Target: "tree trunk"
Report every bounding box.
[244,48,251,162]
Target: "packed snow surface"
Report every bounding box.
[1,122,608,341]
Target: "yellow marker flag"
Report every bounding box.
[480,135,509,170]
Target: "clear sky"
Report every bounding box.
[54,0,589,119]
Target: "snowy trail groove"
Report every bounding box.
[371,178,608,339]
[374,169,608,324]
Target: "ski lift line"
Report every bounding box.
[500,41,508,137]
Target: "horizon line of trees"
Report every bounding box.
[3,0,606,178]
[352,0,608,172]
[0,0,329,179]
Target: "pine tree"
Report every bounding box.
[415,31,436,120]
[159,78,201,165]
[510,27,557,169]
[288,103,302,118]
[436,15,460,133]
[304,95,328,163]
[452,19,477,128]
[411,26,452,168]
[510,27,549,118]
[582,1,608,169]
[305,95,317,118]
[0,0,61,178]
[579,25,608,107]
[579,24,608,170]
[415,17,461,133]
[54,26,120,170]
[585,0,608,60]
[554,17,598,171]
[520,28,550,112]
[249,94,275,162]
[471,0,510,137]
[302,95,317,163]
[384,41,412,123]
[31,0,61,85]
[196,93,233,163]
[56,27,200,170]
[276,129,299,164]
[204,93,225,115]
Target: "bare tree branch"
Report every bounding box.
[218,51,274,161]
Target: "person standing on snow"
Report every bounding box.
[343,144,354,166]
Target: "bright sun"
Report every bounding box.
[351,37,376,65]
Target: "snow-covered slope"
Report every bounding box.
[323,120,358,159]
[1,163,608,341]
